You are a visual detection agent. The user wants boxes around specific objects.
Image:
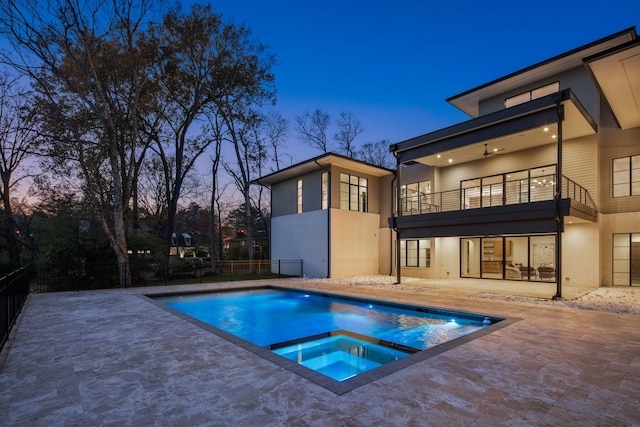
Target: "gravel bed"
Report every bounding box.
[297,276,640,316]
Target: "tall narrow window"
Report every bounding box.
[321,172,328,209]
[613,155,640,197]
[613,233,640,286]
[340,173,368,212]
[297,179,302,213]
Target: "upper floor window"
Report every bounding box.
[613,155,640,197]
[321,172,328,209]
[400,180,432,213]
[297,179,303,213]
[505,82,559,108]
[340,173,367,212]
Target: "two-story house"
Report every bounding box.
[257,27,640,297]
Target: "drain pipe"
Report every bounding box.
[389,170,397,278]
[391,147,402,285]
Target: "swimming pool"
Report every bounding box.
[152,286,506,390]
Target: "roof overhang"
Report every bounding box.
[254,152,394,187]
[583,39,640,130]
[392,90,596,167]
[447,28,637,118]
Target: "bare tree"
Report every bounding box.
[0,72,35,267]
[0,0,156,286]
[207,111,226,264]
[144,4,275,257]
[222,112,267,262]
[263,111,288,170]
[295,109,330,153]
[334,112,363,157]
[137,153,170,231]
[355,139,395,169]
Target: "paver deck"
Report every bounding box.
[1,278,638,426]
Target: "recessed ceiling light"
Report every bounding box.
[448,158,453,163]
[437,154,441,158]
[552,135,557,139]
[543,127,549,132]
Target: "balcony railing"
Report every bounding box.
[399,174,595,216]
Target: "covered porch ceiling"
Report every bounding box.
[407,98,596,168]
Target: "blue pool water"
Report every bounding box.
[273,334,413,381]
[155,288,493,381]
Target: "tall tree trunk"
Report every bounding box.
[1,177,20,268]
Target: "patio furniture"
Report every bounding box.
[537,266,555,280]
[519,266,536,279]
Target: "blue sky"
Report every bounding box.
[206,0,640,164]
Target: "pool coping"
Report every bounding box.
[141,284,520,395]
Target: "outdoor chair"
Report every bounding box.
[519,266,536,279]
[537,266,555,280]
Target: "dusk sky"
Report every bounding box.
[208,0,640,165]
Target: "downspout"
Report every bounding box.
[389,170,397,277]
[391,146,402,284]
[553,103,565,300]
[315,160,331,278]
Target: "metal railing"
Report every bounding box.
[29,259,303,292]
[400,173,595,216]
[1,266,33,352]
[563,176,596,208]
[211,259,303,281]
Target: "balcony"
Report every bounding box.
[401,175,595,215]
[394,167,597,238]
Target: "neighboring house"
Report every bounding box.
[223,228,270,259]
[170,232,196,258]
[257,27,640,295]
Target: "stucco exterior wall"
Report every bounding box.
[434,237,460,279]
[377,227,393,276]
[330,209,380,277]
[270,210,328,278]
[562,222,600,287]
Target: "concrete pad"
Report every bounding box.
[1,278,638,426]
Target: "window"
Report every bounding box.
[613,233,640,286]
[399,239,430,268]
[297,179,302,213]
[400,180,432,213]
[321,172,328,209]
[505,82,559,108]
[340,173,368,212]
[613,155,640,197]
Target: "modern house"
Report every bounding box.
[257,27,640,296]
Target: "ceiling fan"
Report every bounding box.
[483,144,505,158]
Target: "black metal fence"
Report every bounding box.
[30,259,303,293]
[1,266,33,352]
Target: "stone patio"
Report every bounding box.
[1,278,638,426]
